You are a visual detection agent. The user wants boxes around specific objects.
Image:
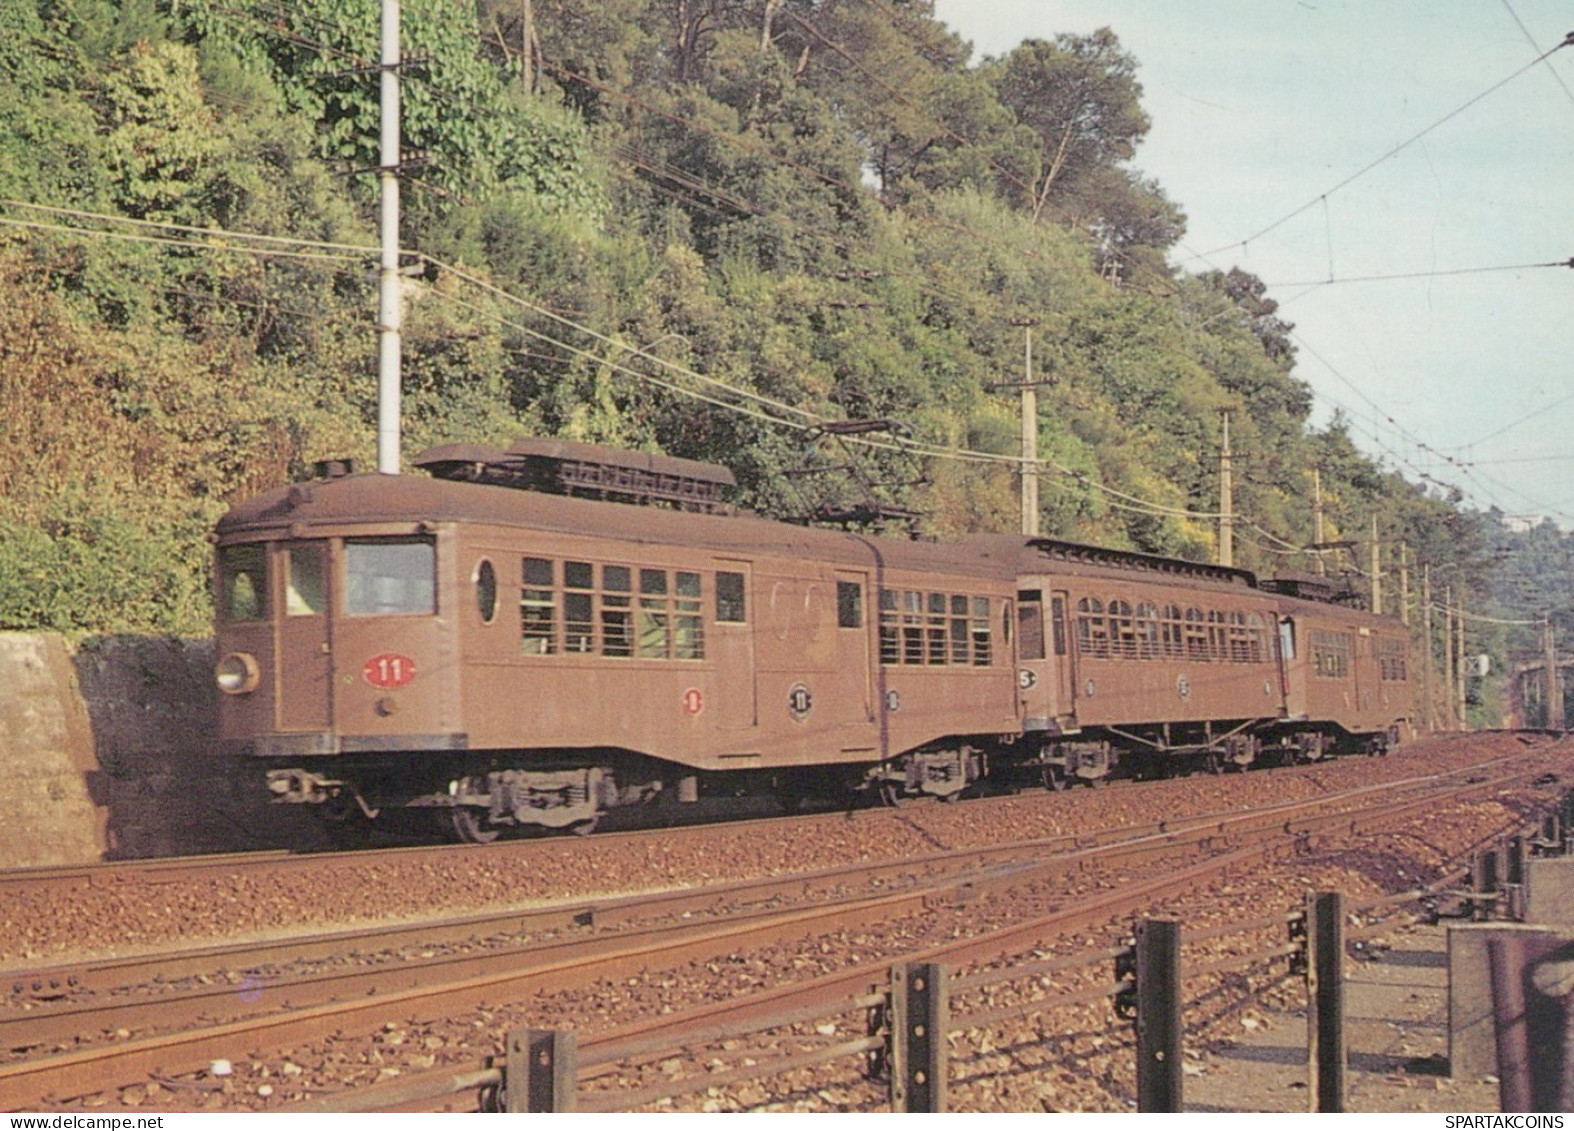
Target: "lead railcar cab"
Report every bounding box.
[212,441,1022,840]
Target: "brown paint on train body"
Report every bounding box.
[212,462,1414,829]
[214,473,1020,773]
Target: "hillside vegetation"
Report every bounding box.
[0,0,1491,641]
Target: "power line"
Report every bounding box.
[1192,33,1573,260]
[1499,0,1574,106]
[1442,386,1574,453]
[0,188,1231,524]
[422,253,1225,521]
[1264,257,1573,290]
[1427,601,1542,627]
[1,199,375,254]
[1462,454,1574,467]
[0,215,371,266]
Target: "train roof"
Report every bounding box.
[215,470,1016,581]
[965,534,1260,591]
[216,466,1402,623]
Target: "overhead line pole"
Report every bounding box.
[1218,411,1234,568]
[1545,615,1563,730]
[1020,323,1038,537]
[377,0,403,475]
[988,318,1046,538]
[1456,586,1468,730]
[1369,515,1381,615]
[1312,468,1326,576]
[1422,566,1435,732]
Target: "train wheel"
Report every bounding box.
[569,816,600,836]
[1205,751,1225,775]
[1041,764,1068,792]
[877,780,906,808]
[441,806,501,845]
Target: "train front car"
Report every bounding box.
[213,468,473,838]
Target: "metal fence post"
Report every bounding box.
[1474,849,1500,921]
[890,961,948,1112]
[505,1027,577,1113]
[1305,891,1345,1113]
[1505,835,1527,920]
[1134,918,1182,1113]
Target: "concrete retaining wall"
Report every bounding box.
[0,634,105,867]
[0,632,324,866]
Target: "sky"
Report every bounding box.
[932,1,1574,528]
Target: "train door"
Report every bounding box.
[710,560,757,729]
[1277,616,1303,716]
[1016,589,1052,727]
[835,571,875,724]
[1049,590,1077,723]
[1354,627,1373,716]
[275,540,333,732]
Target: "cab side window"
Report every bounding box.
[220,544,267,621]
[716,571,747,623]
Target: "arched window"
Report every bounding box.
[1109,599,1135,658]
[1206,610,1227,662]
[1077,596,1109,658]
[1135,602,1160,659]
[1184,608,1207,658]
[1161,605,1185,658]
[1227,611,1249,662]
[1246,613,1267,663]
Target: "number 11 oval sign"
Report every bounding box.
[364,653,417,689]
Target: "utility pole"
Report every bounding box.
[1422,566,1435,732]
[1020,323,1038,536]
[988,318,1046,537]
[1312,468,1326,576]
[521,0,535,91]
[1218,410,1234,568]
[1369,515,1382,615]
[1454,587,1467,730]
[1398,544,1410,627]
[1544,615,1564,730]
[1443,586,1456,730]
[376,0,403,475]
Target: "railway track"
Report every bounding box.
[0,731,1547,902]
[0,749,1555,1111]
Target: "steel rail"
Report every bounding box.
[286,767,1549,1114]
[0,756,1553,1110]
[4,747,1521,998]
[2,735,1553,900]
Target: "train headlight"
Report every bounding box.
[215,652,261,695]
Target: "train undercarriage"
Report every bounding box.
[265,713,1402,844]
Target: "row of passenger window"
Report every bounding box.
[515,557,734,660]
[1074,598,1271,664]
[878,591,995,667]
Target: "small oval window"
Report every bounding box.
[475,559,498,624]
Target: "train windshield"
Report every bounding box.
[345,537,436,616]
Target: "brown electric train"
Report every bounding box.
[212,439,1413,841]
